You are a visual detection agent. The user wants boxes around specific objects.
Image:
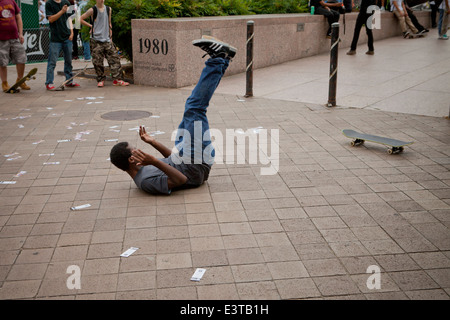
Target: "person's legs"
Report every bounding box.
[72,28,79,59]
[438,9,448,37]
[175,57,229,164]
[350,13,366,51]
[0,40,11,89]
[431,3,438,28]
[407,10,425,32]
[104,42,127,85]
[315,7,335,35]
[365,23,374,52]
[46,41,62,85]
[62,39,73,82]
[82,41,91,60]
[442,12,449,36]
[394,10,408,33]
[91,40,106,83]
[405,15,419,33]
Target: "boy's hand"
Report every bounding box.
[62,5,68,13]
[139,126,155,144]
[131,149,156,166]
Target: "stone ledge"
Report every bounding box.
[131,11,430,88]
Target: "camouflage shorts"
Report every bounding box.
[0,39,27,67]
[90,39,122,82]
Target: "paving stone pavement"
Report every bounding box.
[0,32,449,300]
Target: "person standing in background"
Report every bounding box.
[78,0,91,61]
[0,0,30,92]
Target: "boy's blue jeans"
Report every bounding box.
[173,57,229,165]
[438,9,449,36]
[45,40,73,85]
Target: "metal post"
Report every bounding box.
[328,22,339,107]
[245,20,254,98]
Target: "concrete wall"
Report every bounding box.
[131,11,431,88]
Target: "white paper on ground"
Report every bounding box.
[120,247,139,257]
[70,203,91,211]
[191,268,206,281]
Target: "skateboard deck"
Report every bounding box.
[4,68,37,93]
[55,65,87,91]
[407,32,425,39]
[343,129,413,154]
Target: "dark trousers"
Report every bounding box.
[407,10,425,32]
[315,7,340,35]
[431,3,438,27]
[72,28,80,58]
[350,12,374,51]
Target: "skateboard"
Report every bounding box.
[4,68,38,94]
[407,32,425,39]
[55,65,87,91]
[343,129,414,154]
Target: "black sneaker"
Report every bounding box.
[403,31,410,38]
[192,36,237,60]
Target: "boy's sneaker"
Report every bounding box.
[65,82,80,88]
[46,84,55,90]
[113,79,129,86]
[346,50,356,55]
[192,36,237,60]
[438,34,449,40]
[403,31,410,38]
[97,81,105,87]
[18,79,30,90]
[2,81,9,92]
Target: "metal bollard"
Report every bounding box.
[245,20,254,98]
[328,22,339,107]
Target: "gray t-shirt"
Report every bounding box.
[92,6,110,42]
[133,157,211,195]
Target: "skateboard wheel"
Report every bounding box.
[388,149,393,155]
[351,141,355,147]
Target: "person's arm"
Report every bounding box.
[109,7,113,38]
[139,126,172,158]
[15,14,24,44]
[67,13,74,40]
[48,4,69,23]
[401,2,408,16]
[131,149,188,189]
[80,7,93,28]
[320,0,342,9]
[393,1,401,13]
[446,0,450,13]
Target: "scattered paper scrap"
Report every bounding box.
[39,153,54,156]
[105,139,118,142]
[57,139,71,143]
[43,162,60,165]
[251,126,264,134]
[11,115,31,120]
[6,156,22,161]
[32,140,45,145]
[150,130,165,136]
[191,268,206,281]
[150,115,160,118]
[70,204,91,211]
[4,152,18,158]
[14,171,27,177]
[109,125,119,129]
[18,124,24,128]
[0,181,16,185]
[120,247,139,257]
